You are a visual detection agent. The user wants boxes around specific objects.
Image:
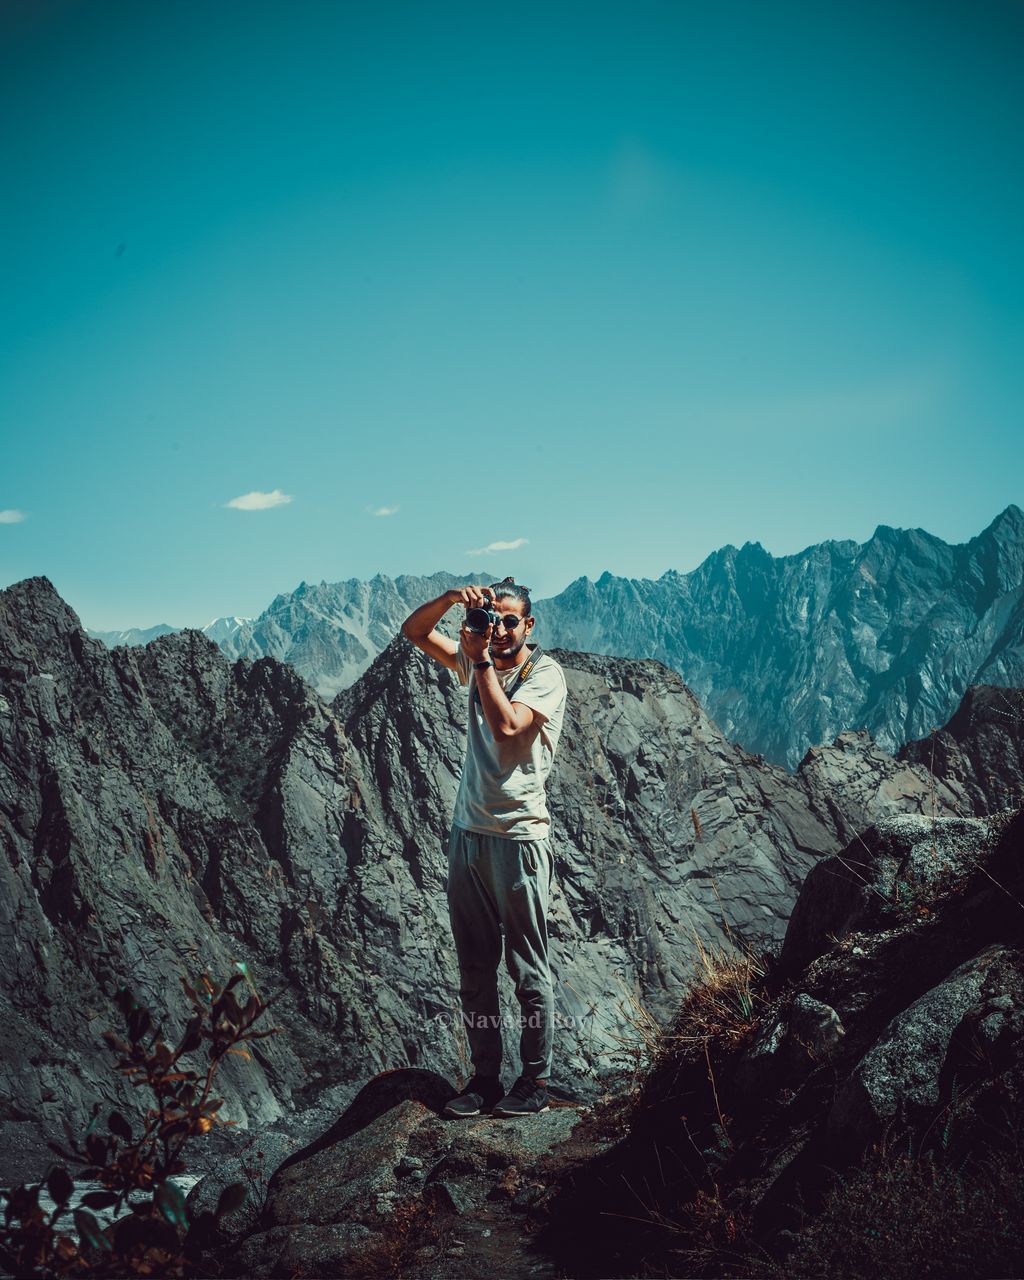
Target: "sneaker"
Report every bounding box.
[491,1075,550,1117]
[443,1074,505,1118]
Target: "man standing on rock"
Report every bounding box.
[401,577,567,1118]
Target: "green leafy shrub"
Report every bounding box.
[0,968,283,1278]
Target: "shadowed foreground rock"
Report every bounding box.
[190,810,1024,1278]
[188,1069,591,1280]
[528,808,1024,1279]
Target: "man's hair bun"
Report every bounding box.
[488,577,532,616]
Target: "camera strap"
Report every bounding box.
[472,643,545,708]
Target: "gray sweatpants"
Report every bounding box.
[445,823,555,1080]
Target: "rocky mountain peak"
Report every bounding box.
[980,502,1024,538]
[68,507,1024,775]
[1,573,85,635]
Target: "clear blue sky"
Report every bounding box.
[2,0,1021,629]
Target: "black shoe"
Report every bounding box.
[443,1074,505,1118]
[491,1075,550,1117]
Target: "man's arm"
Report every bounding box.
[474,663,538,742]
[456,621,538,742]
[401,586,494,671]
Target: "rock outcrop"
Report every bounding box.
[900,683,1024,817]
[0,574,982,1190]
[531,808,1024,1279]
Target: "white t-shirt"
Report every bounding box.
[452,644,568,841]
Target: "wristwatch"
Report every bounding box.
[474,660,493,670]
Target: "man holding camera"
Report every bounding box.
[401,577,567,1118]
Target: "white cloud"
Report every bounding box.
[0,509,26,523]
[370,504,400,517]
[224,489,292,511]
[466,537,529,556]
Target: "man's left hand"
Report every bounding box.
[460,623,491,663]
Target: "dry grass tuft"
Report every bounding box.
[662,1183,780,1279]
[653,926,768,1066]
[603,980,668,1094]
[343,1196,454,1280]
[607,901,771,1101]
[784,1107,1024,1280]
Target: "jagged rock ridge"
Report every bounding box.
[0,573,1015,1192]
[83,507,1024,770]
[539,504,1024,768]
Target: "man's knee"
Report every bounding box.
[457,960,500,991]
[507,963,553,1001]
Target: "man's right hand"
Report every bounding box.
[447,585,494,610]
[402,586,494,672]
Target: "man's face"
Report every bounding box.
[488,597,533,659]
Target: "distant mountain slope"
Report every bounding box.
[538,504,1024,768]
[86,622,180,647]
[85,573,489,700]
[82,505,1024,768]
[211,572,496,701]
[86,617,253,648]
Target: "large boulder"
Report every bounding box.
[778,813,993,978]
[900,684,1024,816]
[204,1069,584,1279]
[826,942,1011,1150]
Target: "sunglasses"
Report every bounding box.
[494,614,525,631]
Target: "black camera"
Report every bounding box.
[464,605,499,635]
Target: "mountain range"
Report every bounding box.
[86,505,1024,769]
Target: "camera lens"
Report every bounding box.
[465,606,494,634]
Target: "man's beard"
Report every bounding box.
[490,633,527,662]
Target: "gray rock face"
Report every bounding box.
[788,993,845,1061]
[900,683,1024,816]
[231,1220,373,1280]
[795,729,969,846]
[0,573,989,1187]
[184,1080,363,1242]
[264,1100,421,1228]
[778,813,994,978]
[0,578,375,1182]
[215,1080,580,1279]
[826,942,1007,1146]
